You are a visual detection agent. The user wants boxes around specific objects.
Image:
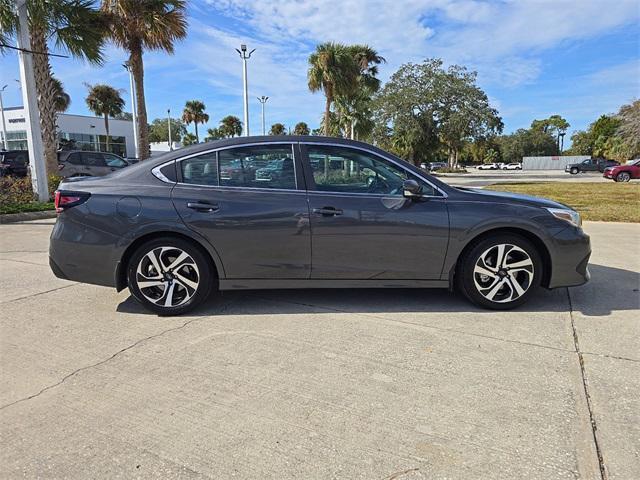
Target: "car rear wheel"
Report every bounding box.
[616,171,631,182]
[570,167,578,174]
[457,234,542,310]
[127,237,213,316]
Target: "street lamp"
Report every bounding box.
[257,96,268,135]
[236,44,255,136]
[123,61,139,159]
[0,85,8,150]
[167,109,173,150]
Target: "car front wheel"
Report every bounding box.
[127,237,213,315]
[570,167,578,174]
[616,172,631,182]
[457,234,542,310]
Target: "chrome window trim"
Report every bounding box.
[151,160,175,183]
[302,141,448,198]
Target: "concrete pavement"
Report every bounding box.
[435,169,611,187]
[0,219,638,479]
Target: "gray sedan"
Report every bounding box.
[49,136,590,315]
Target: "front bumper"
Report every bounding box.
[547,225,591,289]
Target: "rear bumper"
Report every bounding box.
[547,225,591,289]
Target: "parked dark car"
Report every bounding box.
[0,150,29,177]
[49,136,590,315]
[57,150,129,177]
[565,158,619,174]
[603,159,640,182]
[428,162,447,172]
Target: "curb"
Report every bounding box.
[0,210,56,224]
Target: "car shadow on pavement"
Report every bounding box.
[116,263,639,318]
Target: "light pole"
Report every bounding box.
[257,96,268,135]
[167,109,173,150]
[123,61,139,159]
[236,44,255,136]
[16,0,48,201]
[0,85,8,150]
[559,132,566,153]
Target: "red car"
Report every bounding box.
[603,159,640,182]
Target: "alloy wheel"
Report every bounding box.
[135,246,200,308]
[473,244,534,303]
[617,172,631,182]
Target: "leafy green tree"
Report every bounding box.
[616,100,640,157]
[204,127,223,142]
[293,122,310,135]
[114,111,133,121]
[497,128,556,163]
[101,0,187,160]
[52,77,71,113]
[181,132,197,146]
[1,0,105,174]
[567,130,593,155]
[269,123,286,135]
[219,115,242,138]
[531,115,570,153]
[85,83,125,152]
[308,42,359,136]
[148,117,187,143]
[372,59,502,167]
[182,100,209,143]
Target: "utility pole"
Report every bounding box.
[0,85,8,150]
[16,0,48,201]
[257,96,268,135]
[236,44,255,136]
[167,109,172,150]
[123,61,139,159]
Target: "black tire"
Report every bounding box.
[615,172,631,182]
[570,167,578,174]
[457,234,542,310]
[127,236,213,316]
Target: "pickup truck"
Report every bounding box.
[565,158,619,174]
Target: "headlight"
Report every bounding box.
[546,207,581,227]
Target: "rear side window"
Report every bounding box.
[65,152,82,165]
[181,153,218,186]
[82,152,106,167]
[219,145,295,189]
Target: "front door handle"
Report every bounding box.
[187,201,219,213]
[313,206,343,216]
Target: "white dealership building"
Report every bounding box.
[1,106,136,158]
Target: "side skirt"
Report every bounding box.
[219,279,449,290]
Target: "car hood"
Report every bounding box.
[454,187,571,210]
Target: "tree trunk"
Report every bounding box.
[195,122,199,143]
[30,26,58,176]
[129,45,149,160]
[324,94,331,136]
[104,114,110,151]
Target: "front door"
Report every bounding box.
[302,144,449,280]
[171,143,311,279]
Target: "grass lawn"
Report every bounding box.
[486,182,639,223]
[0,202,55,215]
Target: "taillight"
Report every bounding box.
[54,190,90,214]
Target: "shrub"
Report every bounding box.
[0,174,61,214]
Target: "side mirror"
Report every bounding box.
[402,179,423,198]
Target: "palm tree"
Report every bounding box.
[182,100,209,143]
[85,84,125,152]
[269,123,286,135]
[219,115,242,138]
[52,77,71,113]
[293,122,310,135]
[1,1,104,174]
[101,0,187,160]
[308,42,359,136]
[181,132,197,146]
[205,127,223,142]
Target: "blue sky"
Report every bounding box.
[1,0,639,142]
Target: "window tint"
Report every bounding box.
[181,152,218,185]
[82,152,106,167]
[104,154,127,168]
[66,152,82,165]
[308,145,435,196]
[219,145,295,189]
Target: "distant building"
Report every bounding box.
[522,155,590,170]
[1,106,135,158]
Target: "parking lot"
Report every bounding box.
[1,219,638,479]
[436,169,613,187]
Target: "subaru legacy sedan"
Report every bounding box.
[49,136,590,315]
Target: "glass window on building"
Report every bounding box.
[4,130,28,151]
[57,132,127,157]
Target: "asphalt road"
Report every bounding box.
[1,219,638,479]
[435,169,612,187]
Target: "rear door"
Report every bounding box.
[171,143,311,279]
[301,143,449,280]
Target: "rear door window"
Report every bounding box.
[82,152,106,167]
[219,145,295,190]
[181,152,218,186]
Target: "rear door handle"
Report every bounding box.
[187,201,219,212]
[313,206,343,216]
